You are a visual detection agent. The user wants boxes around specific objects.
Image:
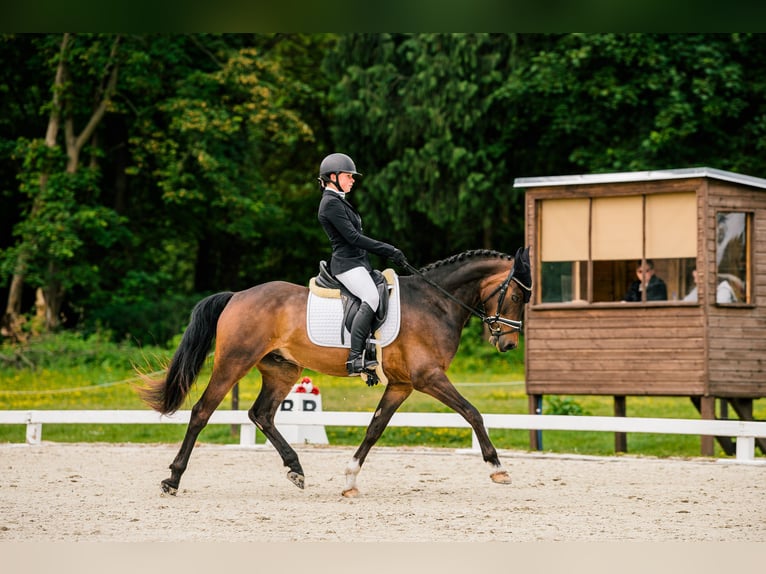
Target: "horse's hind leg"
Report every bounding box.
[162,360,253,495]
[416,369,511,484]
[247,355,305,489]
[342,381,413,497]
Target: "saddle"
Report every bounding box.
[308,261,397,386]
[312,260,392,341]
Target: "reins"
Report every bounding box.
[401,260,528,334]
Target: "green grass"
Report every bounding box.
[1,330,764,459]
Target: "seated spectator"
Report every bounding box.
[685,268,739,303]
[683,269,700,302]
[623,259,667,302]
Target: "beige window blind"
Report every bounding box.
[540,198,589,262]
[591,196,643,260]
[645,192,697,258]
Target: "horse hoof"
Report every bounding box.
[490,470,512,484]
[161,480,178,496]
[341,487,359,498]
[287,471,305,489]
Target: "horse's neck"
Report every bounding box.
[426,261,507,304]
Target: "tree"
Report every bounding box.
[1,34,336,344]
[323,33,766,266]
[323,33,534,264]
[2,33,123,338]
[122,34,333,292]
[5,34,766,345]
[502,33,766,175]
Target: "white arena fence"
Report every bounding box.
[0,409,765,464]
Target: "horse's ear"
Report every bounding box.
[514,246,530,270]
[513,247,532,303]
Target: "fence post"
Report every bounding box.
[239,423,257,446]
[735,436,755,462]
[26,422,42,445]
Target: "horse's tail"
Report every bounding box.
[138,291,235,415]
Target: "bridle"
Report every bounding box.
[402,261,532,336]
[481,270,532,337]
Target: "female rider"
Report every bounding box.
[316,152,409,376]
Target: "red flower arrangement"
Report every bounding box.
[292,376,320,395]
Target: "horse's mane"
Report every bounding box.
[419,248,532,298]
[419,249,513,273]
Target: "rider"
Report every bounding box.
[317,152,409,376]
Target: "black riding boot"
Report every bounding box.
[346,302,378,375]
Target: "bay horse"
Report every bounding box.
[139,247,532,497]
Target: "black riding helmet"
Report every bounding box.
[318,153,362,192]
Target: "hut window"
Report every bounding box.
[715,212,750,304]
[540,198,588,303]
[538,192,697,304]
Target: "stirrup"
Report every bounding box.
[346,354,378,376]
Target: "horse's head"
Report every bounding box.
[482,247,532,352]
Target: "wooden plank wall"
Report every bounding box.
[525,306,707,396]
[707,181,766,397]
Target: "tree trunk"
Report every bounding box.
[1,269,29,342]
[43,262,65,331]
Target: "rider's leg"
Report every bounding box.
[335,267,380,375]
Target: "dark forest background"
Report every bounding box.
[3,33,765,345]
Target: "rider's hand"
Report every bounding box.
[390,248,409,268]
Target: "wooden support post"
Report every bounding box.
[614,395,627,453]
[528,394,543,451]
[718,398,728,420]
[691,396,735,456]
[700,396,715,457]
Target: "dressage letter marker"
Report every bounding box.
[276,378,329,445]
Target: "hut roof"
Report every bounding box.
[513,167,766,190]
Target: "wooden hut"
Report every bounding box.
[513,167,766,456]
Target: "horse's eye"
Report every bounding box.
[511,293,521,303]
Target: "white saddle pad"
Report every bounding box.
[306,273,401,348]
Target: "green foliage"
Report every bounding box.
[4,34,766,345]
[326,33,528,261]
[506,33,766,174]
[1,139,126,294]
[80,291,202,346]
[447,316,525,376]
[121,34,332,294]
[545,396,589,416]
[0,331,170,371]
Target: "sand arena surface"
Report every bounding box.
[0,442,764,542]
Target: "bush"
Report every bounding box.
[449,316,525,375]
[80,293,202,347]
[545,396,589,416]
[0,331,169,371]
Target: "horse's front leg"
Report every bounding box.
[342,381,412,498]
[416,368,511,485]
[249,359,305,489]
